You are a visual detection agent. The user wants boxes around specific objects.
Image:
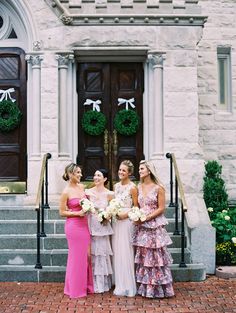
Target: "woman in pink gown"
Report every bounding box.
[59,163,94,298]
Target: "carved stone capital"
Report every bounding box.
[33,41,43,51]
[56,54,74,68]
[25,54,44,67]
[147,53,165,68]
[60,14,73,25]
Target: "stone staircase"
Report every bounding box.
[0,200,206,282]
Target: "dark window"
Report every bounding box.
[0,16,3,29]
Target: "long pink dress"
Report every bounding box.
[64,198,94,298]
[132,185,174,298]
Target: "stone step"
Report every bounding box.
[0,233,185,249]
[0,248,191,267]
[0,219,180,234]
[0,263,206,282]
[0,206,179,220]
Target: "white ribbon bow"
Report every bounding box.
[117,97,135,110]
[0,88,16,103]
[83,99,101,112]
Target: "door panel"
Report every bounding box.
[77,62,144,185]
[0,48,27,190]
[110,63,144,181]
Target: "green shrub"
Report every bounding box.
[203,160,236,265]
[203,160,228,220]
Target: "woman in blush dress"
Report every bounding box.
[132,160,175,298]
[85,169,114,293]
[112,160,138,297]
[59,163,94,298]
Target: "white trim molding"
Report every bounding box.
[56,52,75,158]
[25,53,44,158]
[147,51,166,160]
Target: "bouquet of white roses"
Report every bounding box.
[128,206,147,222]
[97,209,111,224]
[80,198,95,214]
[106,198,123,219]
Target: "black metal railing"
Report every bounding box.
[166,152,187,268]
[35,153,52,269]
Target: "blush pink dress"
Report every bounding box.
[132,185,174,298]
[64,198,94,298]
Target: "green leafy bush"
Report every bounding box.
[203,160,236,265]
[203,160,228,220]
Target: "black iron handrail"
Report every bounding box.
[35,153,52,269]
[166,152,187,268]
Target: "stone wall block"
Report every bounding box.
[168,50,197,67]
[165,118,199,143]
[165,92,198,117]
[41,119,58,144]
[199,94,217,109]
[198,66,217,81]
[165,68,197,92]
[199,114,214,130]
[203,130,236,145]
[158,27,203,50]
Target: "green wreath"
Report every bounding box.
[82,110,107,136]
[114,109,140,136]
[0,100,22,133]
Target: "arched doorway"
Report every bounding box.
[0,0,33,193]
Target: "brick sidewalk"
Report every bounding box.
[0,276,235,313]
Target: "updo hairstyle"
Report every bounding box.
[62,163,80,181]
[120,160,134,174]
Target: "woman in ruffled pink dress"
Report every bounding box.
[132,160,174,298]
[59,163,94,298]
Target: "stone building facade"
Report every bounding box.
[0,0,235,273]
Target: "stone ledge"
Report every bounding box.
[45,0,206,26]
[216,266,236,279]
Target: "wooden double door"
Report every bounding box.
[0,48,27,193]
[77,62,144,185]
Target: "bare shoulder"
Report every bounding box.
[130,182,137,190]
[60,188,69,201]
[158,184,165,194]
[78,183,85,190]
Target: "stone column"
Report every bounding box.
[147,52,165,159]
[25,53,43,157]
[56,53,74,158]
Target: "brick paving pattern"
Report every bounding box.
[0,276,235,313]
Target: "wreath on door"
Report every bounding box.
[114,109,140,136]
[82,110,107,136]
[0,100,22,133]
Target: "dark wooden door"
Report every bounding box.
[0,48,27,190]
[77,62,144,185]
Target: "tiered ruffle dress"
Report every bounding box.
[64,198,94,298]
[132,184,175,298]
[112,182,136,297]
[85,189,114,293]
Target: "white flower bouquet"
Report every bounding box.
[106,198,123,219]
[97,209,111,224]
[80,198,95,214]
[128,206,147,222]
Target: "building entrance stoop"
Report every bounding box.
[0,203,206,282]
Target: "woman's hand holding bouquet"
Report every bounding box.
[128,206,147,223]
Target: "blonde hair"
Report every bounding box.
[120,160,134,174]
[62,163,81,181]
[139,160,164,188]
